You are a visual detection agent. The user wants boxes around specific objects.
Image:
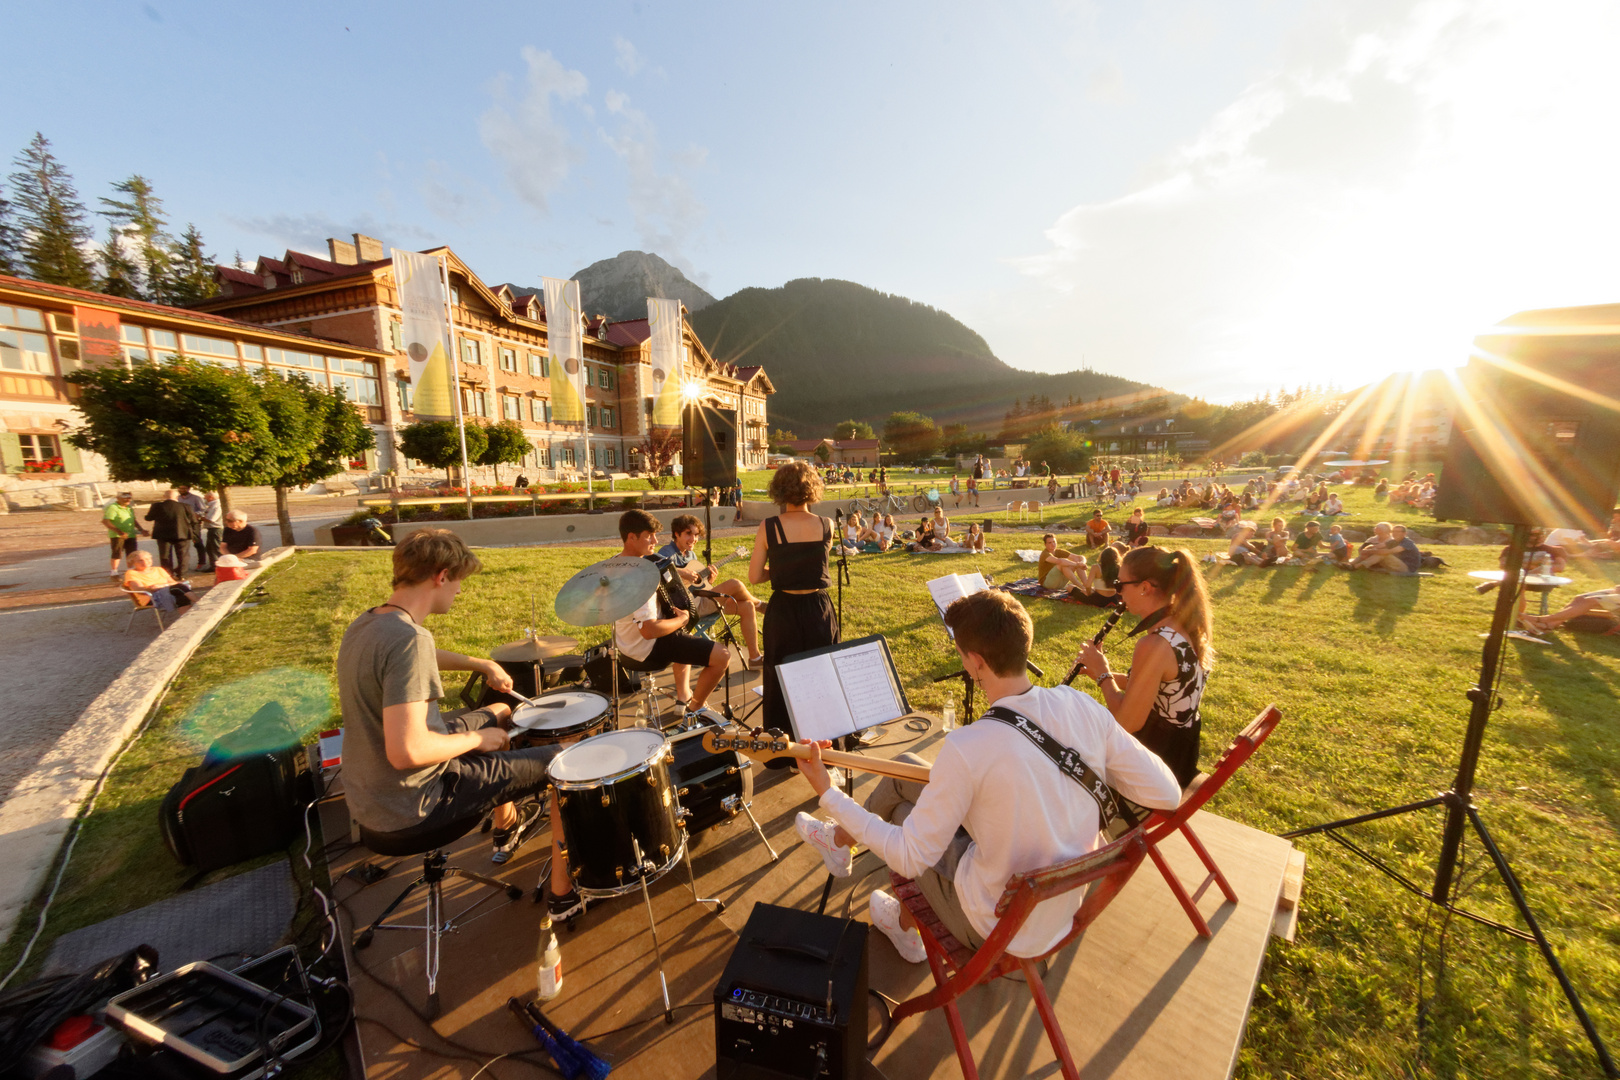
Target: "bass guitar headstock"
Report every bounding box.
[702,726,799,765]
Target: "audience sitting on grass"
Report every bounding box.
[932,506,952,543]
[1037,533,1089,590]
[1261,517,1292,566]
[843,512,863,553]
[1156,487,1176,508]
[1218,500,1240,529]
[1292,520,1327,564]
[963,521,986,553]
[1327,524,1352,566]
[1351,522,1421,572]
[1322,492,1345,516]
[1374,478,1390,499]
[1072,543,1127,607]
[1303,485,1325,513]
[1124,507,1150,546]
[1521,584,1620,635]
[1228,525,1265,565]
[1085,510,1111,549]
[879,514,897,551]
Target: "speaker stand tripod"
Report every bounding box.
[1283,523,1615,1076]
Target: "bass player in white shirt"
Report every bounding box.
[793,589,1181,961]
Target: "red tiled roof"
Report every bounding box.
[216,266,266,294]
[0,273,387,355]
[734,365,763,380]
[604,318,651,347]
[783,439,825,453]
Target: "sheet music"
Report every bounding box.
[831,641,904,729]
[777,653,855,742]
[927,572,989,635]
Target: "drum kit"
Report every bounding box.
[496,554,776,1023]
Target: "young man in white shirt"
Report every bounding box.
[793,589,1181,961]
[614,510,731,714]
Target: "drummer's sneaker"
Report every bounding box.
[869,889,927,964]
[490,803,540,864]
[795,812,853,877]
[546,886,585,922]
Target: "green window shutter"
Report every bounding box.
[0,432,22,474]
[58,439,82,474]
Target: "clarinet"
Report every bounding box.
[1061,601,1126,686]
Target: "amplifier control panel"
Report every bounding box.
[721,985,833,1027]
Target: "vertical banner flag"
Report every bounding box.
[392,249,454,419]
[543,277,586,423]
[647,297,684,427]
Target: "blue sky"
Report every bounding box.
[6,0,1618,400]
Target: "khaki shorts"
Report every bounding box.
[863,753,985,950]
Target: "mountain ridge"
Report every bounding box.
[508,250,715,322]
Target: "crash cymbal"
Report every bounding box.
[491,635,579,662]
[554,555,659,626]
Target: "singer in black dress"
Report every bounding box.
[748,461,838,740]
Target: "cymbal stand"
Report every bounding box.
[632,835,724,1026]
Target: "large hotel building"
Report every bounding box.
[0,232,772,491]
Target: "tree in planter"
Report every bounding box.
[65,358,280,516]
[636,425,683,490]
[397,420,488,488]
[257,371,376,546]
[479,419,529,485]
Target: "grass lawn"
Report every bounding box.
[4,539,1617,1078]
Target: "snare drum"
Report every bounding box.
[550,729,683,897]
[510,689,612,747]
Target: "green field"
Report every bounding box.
[4,539,1617,1078]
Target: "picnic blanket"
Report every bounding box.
[1000,576,1090,605]
[1015,550,1042,562]
[908,545,993,555]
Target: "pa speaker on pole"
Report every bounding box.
[1433,303,1620,531]
[683,405,739,488]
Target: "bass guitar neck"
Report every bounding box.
[702,729,932,785]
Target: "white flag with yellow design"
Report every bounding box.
[391,249,453,419]
[647,297,685,427]
[544,277,586,423]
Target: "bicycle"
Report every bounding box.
[911,488,943,514]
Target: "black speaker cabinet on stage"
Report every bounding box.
[715,903,868,1080]
[684,405,739,488]
[1433,303,1620,531]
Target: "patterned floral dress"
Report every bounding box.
[1131,625,1206,788]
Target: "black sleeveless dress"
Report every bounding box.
[760,514,838,739]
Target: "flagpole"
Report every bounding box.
[578,292,594,512]
[440,255,475,518]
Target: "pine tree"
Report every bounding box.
[99,174,170,300]
[8,133,95,288]
[165,223,218,305]
[0,188,17,274]
[98,224,141,298]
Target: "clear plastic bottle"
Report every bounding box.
[537,915,563,1000]
[941,697,957,732]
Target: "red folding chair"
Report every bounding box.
[1140,703,1283,938]
[888,827,1149,1080]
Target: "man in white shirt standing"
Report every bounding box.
[794,589,1181,960]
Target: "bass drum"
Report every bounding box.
[550,729,682,898]
[670,729,754,840]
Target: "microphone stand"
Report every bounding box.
[833,508,850,643]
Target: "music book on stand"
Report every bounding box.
[777,634,910,743]
[927,571,989,637]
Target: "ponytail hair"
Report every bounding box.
[1121,545,1215,669]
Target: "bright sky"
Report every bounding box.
[6,0,1618,401]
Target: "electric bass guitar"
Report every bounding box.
[702,728,933,785]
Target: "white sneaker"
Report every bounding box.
[795,812,853,877]
[869,889,927,963]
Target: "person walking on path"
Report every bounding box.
[146,489,198,577]
[102,491,148,578]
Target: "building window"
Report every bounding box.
[460,337,482,365]
[150,329,178,355]
[503,394,520,420]
[331,358,382,406]
[530,398,546,422]
[242,344,263,362]
[0,305,45,331]
[538,446,552,467]
[19,433,61,464]
[601,406,614,429]
[461,389,489,417]
[500,347,517,372]
[398,382,414,412]
[590,446,599,466]
[605,447,616,467]
[561,446,575,465]
[0,328,52,374]
[599,367,613,389]
[587,404,598,427]
[450,285,461,305]
[529,352,548,377]
[181,333,240,367]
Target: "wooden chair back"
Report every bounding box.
[1144,703,1281,846]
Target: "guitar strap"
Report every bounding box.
[980,703,1139,831]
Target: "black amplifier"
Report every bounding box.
[715,903,869,1080]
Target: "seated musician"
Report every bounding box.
[336,529,580,917]
[792,590,1181,962]
[615,509,731,716]
[658,513,764,668]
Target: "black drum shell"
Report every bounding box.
[555,746,681,894]
[508,690,611,748]
[671,733,753,835]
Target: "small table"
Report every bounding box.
[1467,570,1573,615]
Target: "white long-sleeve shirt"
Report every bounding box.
[819,684,1181,958]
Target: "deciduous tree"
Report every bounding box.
[882,410,940,463]
[479,419,530,484]
[832,419,874,440]
[258,372,376,545]
[398,420,487,486]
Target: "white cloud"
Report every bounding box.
[599,91,710,281]
[613,35,643,76]
[225,212,440,254]
[415,161,498,228]
[993,0,1620,399]
[479,48,590,215]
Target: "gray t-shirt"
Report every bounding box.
[337,609,449,832]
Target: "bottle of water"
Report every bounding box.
[537,915,564,1000]
[942,698,957,731]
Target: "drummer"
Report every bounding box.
[337,528,583,921]
[659,514,765,669]
[614,509,731,719]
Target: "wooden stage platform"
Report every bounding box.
[329,669,1299,1080]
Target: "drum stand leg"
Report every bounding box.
[684,841,727,912]
[632,839,676,1025]
[739,800,779,862]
